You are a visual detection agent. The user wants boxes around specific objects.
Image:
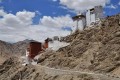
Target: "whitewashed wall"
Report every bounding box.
[86,10,91,26]
[90,13,96,23]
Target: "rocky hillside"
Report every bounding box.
[0,13,120,80]
[38,14,120,75]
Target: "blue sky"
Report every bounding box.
[0,0,120,42]
[104,0,120,15]
[0,0,75,15]
[1,0,119,24]
[0,0,75,24]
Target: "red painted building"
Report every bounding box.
[28,42,42,59]
[28,38,49,59]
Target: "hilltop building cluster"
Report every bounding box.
[72,5,104,32]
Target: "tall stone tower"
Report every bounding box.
[86,5,104,26]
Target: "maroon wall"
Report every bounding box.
[29,42,42,59]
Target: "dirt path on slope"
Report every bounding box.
[35,65,120,80]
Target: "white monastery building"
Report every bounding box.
[72,5,104,32]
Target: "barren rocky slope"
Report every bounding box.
[0,14,120,80]
[0,54,119,80]
[39,14,120,75]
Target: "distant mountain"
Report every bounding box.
[12,39,37,56]
[0,40,14,64]
[0,39,38,58]
[0,40,13,56]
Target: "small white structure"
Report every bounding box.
[72,13,86,31]
[86,5,104,26]
[72,6,104,32]
[72,5,104,32]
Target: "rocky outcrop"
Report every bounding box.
[0,13,120,80]
[38,14,120,76]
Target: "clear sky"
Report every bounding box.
[0,0,120,42]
